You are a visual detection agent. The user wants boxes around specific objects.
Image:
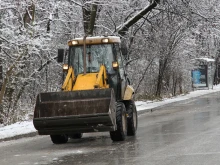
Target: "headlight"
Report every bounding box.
[63,64,68,71]
[102,38,109,43]
[68,40,79,46]
[112,61,119,69]
[72,40,79,45]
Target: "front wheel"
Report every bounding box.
[110,102,127,141]
[126,100,138,136]
[50,135,68,144]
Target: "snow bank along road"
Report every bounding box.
[1,85,220,141]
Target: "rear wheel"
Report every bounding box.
[50,135,68,144]
[69,133,83,139]
[126,100,138,136]
[110,102,127,141]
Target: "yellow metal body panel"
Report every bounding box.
[73,65,109,90]
[62,67,75,91]
[68,36,121,46]
[62,65,109,91]
[94,65,108,88]
[73,73,98,90]
[123,85,134,100]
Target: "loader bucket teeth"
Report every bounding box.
[33,88,116,135]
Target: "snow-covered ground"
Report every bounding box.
[1,85,220,141]
[136,85,220,111]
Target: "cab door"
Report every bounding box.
[114,44,127,100]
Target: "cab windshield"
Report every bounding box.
[69,44,115,75]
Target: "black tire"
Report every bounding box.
[110,102,127,141]
[69,133,83,139]
[125,100,138,136]
[50,135,68,144]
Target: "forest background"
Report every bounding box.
[0,0,219,125]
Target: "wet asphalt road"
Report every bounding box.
[1,92,220,165]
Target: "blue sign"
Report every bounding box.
[192,65,207,87]
[192,70,201,84]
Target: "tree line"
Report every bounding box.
[0,0,218,125]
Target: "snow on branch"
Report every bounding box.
[70,0,83,7]
[0,36,10,43]
[117,0,159,36]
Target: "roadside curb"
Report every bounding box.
[136,91,220,116]
[0,132,38,142]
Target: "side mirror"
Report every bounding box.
[112,61,119,70]
[57,49,64,63]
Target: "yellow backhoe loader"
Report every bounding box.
[33,35,138,144]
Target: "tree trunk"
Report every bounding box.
[178,75,183,94]
[172,72,177,96]
[82,2,91,35]
[88,4,98,35]
[155,58,168,97]
[23,3,35,28]
[82,1,98,35]
[156,69,163,97]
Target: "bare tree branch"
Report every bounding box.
[117,0,159,36]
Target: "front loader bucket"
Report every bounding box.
[33,88,116,135]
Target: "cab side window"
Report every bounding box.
[114,44,125,79]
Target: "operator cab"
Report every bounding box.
[67,36,122,76]
[58,36,128,100]
[69,44,115,75]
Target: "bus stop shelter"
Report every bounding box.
[192,58,215,89]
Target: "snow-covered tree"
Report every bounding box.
[0,0,219,124]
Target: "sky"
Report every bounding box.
[1,85,220,141]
